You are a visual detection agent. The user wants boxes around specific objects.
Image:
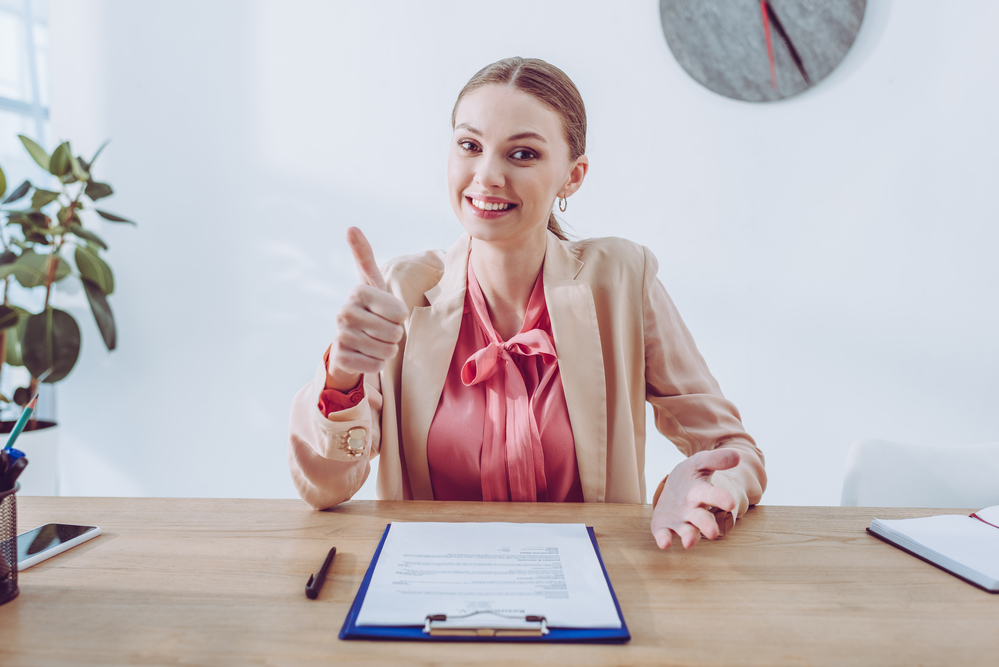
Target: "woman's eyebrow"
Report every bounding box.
[507,132,547,143]
[454,124,547,143]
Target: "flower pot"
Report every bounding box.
[1,421,58,496]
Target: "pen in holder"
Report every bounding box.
[0,482,19,606]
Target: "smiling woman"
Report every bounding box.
[288,57,767,551]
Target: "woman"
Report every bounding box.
[289,57,766,550]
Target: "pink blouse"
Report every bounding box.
[426,262,582,502]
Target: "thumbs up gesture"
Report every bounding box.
[326,227,409,392]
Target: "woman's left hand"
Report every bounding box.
[650,449,740,550]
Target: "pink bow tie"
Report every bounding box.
[461,329,558,501]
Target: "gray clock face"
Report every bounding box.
[660,0,866,102]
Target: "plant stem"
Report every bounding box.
[42,183,82,311]
[30,180,85,426]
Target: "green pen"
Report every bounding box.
[4,394,38,452]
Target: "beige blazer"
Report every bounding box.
[289,232,766,513]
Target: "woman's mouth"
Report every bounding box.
[466,197,517,218]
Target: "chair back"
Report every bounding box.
[841,439,999,508]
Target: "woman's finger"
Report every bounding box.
[335,328,399,362]
[688,482,737,514]
[347,227,388,291]
[349,284,409,325]
[693,448,740,474]
[652,528,672,550]
[331,348,387,375]
[686,506,721,541]
[674,522,701,549]
[338,297,405,343]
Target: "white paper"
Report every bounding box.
[355,522,622,628]
[974,505,999,527]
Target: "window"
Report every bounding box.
[0,0,49,172]
[0,0,49,422]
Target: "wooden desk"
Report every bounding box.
[0,499,996,666]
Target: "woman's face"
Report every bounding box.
[448,84,587,246]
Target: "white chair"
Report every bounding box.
[841,439,999,508]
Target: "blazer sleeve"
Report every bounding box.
[288,358,384,510]
[641,246,767,517]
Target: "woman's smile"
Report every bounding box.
[465,195,518,218]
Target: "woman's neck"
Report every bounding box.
[469,229,548,341]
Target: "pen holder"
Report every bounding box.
[0,482,19,606]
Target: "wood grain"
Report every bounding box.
[1,499,996,666]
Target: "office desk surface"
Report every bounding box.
[1,499,996,666]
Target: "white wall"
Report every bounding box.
[45,0,999,506]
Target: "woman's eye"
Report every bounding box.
[458,140,479,152]
[510,149,538,161]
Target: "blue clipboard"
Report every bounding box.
[339,524,630,643]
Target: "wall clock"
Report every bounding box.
[659,0,866,102]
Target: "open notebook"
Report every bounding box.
[868,506,999,592]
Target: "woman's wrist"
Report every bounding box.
[326,366,362,393]
[323,346,362,392]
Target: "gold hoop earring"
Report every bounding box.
[558,197,567,213]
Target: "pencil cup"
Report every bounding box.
[0,483,19,606]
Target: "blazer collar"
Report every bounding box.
[424,233,471,306]
[399,234,470,500]
[541,233,608,503]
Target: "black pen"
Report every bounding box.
[305,546,337,600]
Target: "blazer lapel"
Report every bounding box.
[400,234,471,500]
[543,233,608,503]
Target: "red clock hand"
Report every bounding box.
[760,1,777,90]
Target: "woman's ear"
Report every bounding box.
[560,155,589,198]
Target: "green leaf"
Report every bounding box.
[19,135,50,172]
[2,180,31,204]
[5,210,51,245]
[74,245,114,295]
[21,307,82,383]
[31,189,61,210]
[0,305,17,331]
[3,306,30,367]
[84,181,113,201]
[85,140,110,171]
[70,154,90,182]
[11,249,71,288]
[0,249,16,266]
[13,386,29,406]
[57,206,81,226]
[49,142,72,177]
[82,279,116,351]
[0,163,6,199]
[68,223,109,251]
[95,209,135,225]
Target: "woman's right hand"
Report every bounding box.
[326,227,409,392]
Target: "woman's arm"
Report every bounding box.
[289,228,408,510]
[640,246,767,547]
[288,359,384,510]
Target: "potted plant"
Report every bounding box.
[0,135,134,494]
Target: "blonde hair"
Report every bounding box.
[451,57,587,241]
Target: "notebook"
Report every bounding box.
[867,505,999,592]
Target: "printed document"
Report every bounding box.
[355,522,622,628]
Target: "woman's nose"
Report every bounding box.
[474,152,505,189]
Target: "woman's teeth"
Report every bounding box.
[471,199,511,211]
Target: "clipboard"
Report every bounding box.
[339,524,630,643]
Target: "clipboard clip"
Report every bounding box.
[423,611,549,637]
